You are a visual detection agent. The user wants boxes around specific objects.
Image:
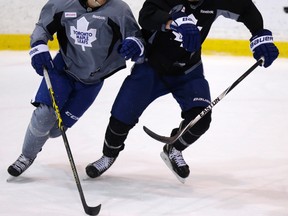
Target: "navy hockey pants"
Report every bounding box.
[33,53,103,127]
[111,61,211,126]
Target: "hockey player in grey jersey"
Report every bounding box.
[7,0,144,177]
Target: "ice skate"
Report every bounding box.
[160,144,190,183]
[7,154,34,177]
[86,155,116,178]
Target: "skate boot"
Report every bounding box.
[86,155,116,178]
[7,154,35,177]
[160,144,190,183]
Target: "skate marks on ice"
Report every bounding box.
[1,53,288,215]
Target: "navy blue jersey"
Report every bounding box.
[139,0,263,75]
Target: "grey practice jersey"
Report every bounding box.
[30,0,142,84]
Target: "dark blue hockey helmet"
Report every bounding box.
[188,0,204,9]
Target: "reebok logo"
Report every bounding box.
[92,15,106,20]
[200,10,214,14]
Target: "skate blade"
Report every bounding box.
[160,152,186,184]
[6,176,15,182]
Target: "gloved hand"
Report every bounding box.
[118,37,144,62]
[29,41,53,76]
[170,6,201,52]
[250,29,279,68]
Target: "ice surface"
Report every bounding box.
[1,51,288,216]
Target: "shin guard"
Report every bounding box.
[103,116,133,157]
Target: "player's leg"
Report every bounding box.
[7,53,72,177]
[161,63,212,182]
[58,80,104,129]
[7,104,57,177]
[86,62,168,178]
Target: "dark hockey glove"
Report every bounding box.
[250,29,279,68]
[170,6,201,52]
[29,41,53,76]
[118,37,144,62]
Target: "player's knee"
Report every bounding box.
[29,104,57,137]
[49,123,67,138]
[182,107,212,136]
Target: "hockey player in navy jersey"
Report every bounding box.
[86,0,279,183]
[7,0,144,177]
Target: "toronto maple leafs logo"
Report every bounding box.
[70,17,96,51]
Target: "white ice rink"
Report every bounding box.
[0,51,287,216]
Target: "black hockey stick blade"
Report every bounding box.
[84,204,101,216]
[143,126,169,143]
[143,113,202,144]
[143,58,263,144]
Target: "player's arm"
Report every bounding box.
[220,0,279,67]
[29,1,60,75]
[117,2,145,62]
[240,0,279,67]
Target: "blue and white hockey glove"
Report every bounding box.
[29,41,53,76]
[250,29,279,68]
[170,6,201,52]
[118,37,144,62]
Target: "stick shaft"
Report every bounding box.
[143,58,263,144]
[43,69,101,215]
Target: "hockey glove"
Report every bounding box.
[250,29,279,68]
[29,41,53,76]
[170,6,201,52]
[118,37,144,62]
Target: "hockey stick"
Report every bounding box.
[43,68,101,216]
[143,58,264,144]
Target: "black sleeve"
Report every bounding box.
[216,0,264,36]
[237,0,263,36]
